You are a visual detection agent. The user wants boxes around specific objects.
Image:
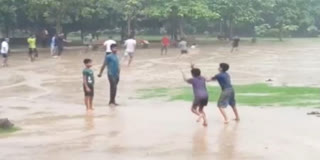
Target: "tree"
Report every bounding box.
[145,0,218,40]
[0,0,18,37]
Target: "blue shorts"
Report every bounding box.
[218,88,236,108]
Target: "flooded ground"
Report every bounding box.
[0,41,320,160]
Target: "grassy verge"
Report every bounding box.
[0,127,20,135]
[138,84,320,107]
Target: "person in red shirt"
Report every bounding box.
[161,35,170,55]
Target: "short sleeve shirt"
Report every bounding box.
[212,72,233,90]
[105,53,120,78]
[104,40,116,52]
[83,68,95,87]
[124,39,137,53]
[187,76,208,99]
[27,38,37,49]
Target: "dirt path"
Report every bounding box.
[0,42,319,160]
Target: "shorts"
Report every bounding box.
[83,85,94,97]
[181,50,188,54]
[125,52,134,57]
[218,88,236,108]
[192,97,209,109]
[29,48,38,55]
[1,54,8,58]
[106,52,112,55]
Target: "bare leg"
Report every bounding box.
[231,47,234,53]
[191,107,200,117]
[231,106,240,121]
[218,107,229,124]
[89,97,94,110]
[3,57,8,67]
[128,56,133,66]
[85,96,90,111]
[199,107,207,127]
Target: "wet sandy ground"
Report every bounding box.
[0,41,320,160]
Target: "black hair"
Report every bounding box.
[111,44,117,49]
[220,63,229,72]
[191,68,201,77]
[83,58,92,64]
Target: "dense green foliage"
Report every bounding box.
[0,0,320,40]
[138,84,320,107]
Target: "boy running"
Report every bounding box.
[161,35,170,55]
[83,58,95,111]
[124,36,137,66]
[104,36,116,56]
[27,34,38,62]
[1,38,9,67]
[181,64,209,127]
[208,63,240,123]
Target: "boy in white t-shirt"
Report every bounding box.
[124,36,137,66]
[104,36,116,55]
[1,38,9,67]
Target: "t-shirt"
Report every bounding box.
[51,37,56,47]
[187,76,208,99]
[1,41,9,54]
[55,37,63,47]
[212,72,233,90]
[105,53,120,78]
[27,37,37,49]
[124,39,137,53]
[162,37,170,46]
[233,37,240,46]
[179,41,188,51]
[83,68,95,87]
[104,39,116,53]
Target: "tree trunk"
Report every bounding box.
[178,17,186,39]
[121,23,126,42]
[56,15,62,34]
[229,19,233,40]
[127,16,132,37]
[279,24,283,41]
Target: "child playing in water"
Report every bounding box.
[208,63,240,123]
[83,58,94,111]
[181,64,209,127]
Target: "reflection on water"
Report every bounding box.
[217,124,239,160]
[85,112,95,131]
[192,128,208,158]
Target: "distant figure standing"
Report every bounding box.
[54,33,68,57]
[179,38,188,54]
[50,35,56,56]
[98,44,120,106]
[231,36,240,53]
[1,38,9,67]
[124,36,137,66]
[27,34,38,62]
[103,36,116,55]
[83,58,95,111]
[161,35,170,55]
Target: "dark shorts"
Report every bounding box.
[29,48,38,55]
[192,97,209,109]
[1,54,7,58]
[106,52,112,55]
[181,50,188,54]
[83,85,94,97]
[218,88,236,108]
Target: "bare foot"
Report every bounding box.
[224,121,229,124]
[234,118,240,121]
[203,122,208,127]
[196,116,202,123]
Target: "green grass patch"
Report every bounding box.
[0,127,20,135]
[138,84,320,107]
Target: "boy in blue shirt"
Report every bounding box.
[208,63,240,123]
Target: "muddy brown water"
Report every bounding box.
[0,42,320,160]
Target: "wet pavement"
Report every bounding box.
[0,42,320,160]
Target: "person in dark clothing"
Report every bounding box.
[98,44,120,106]
[231,36,240,53]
